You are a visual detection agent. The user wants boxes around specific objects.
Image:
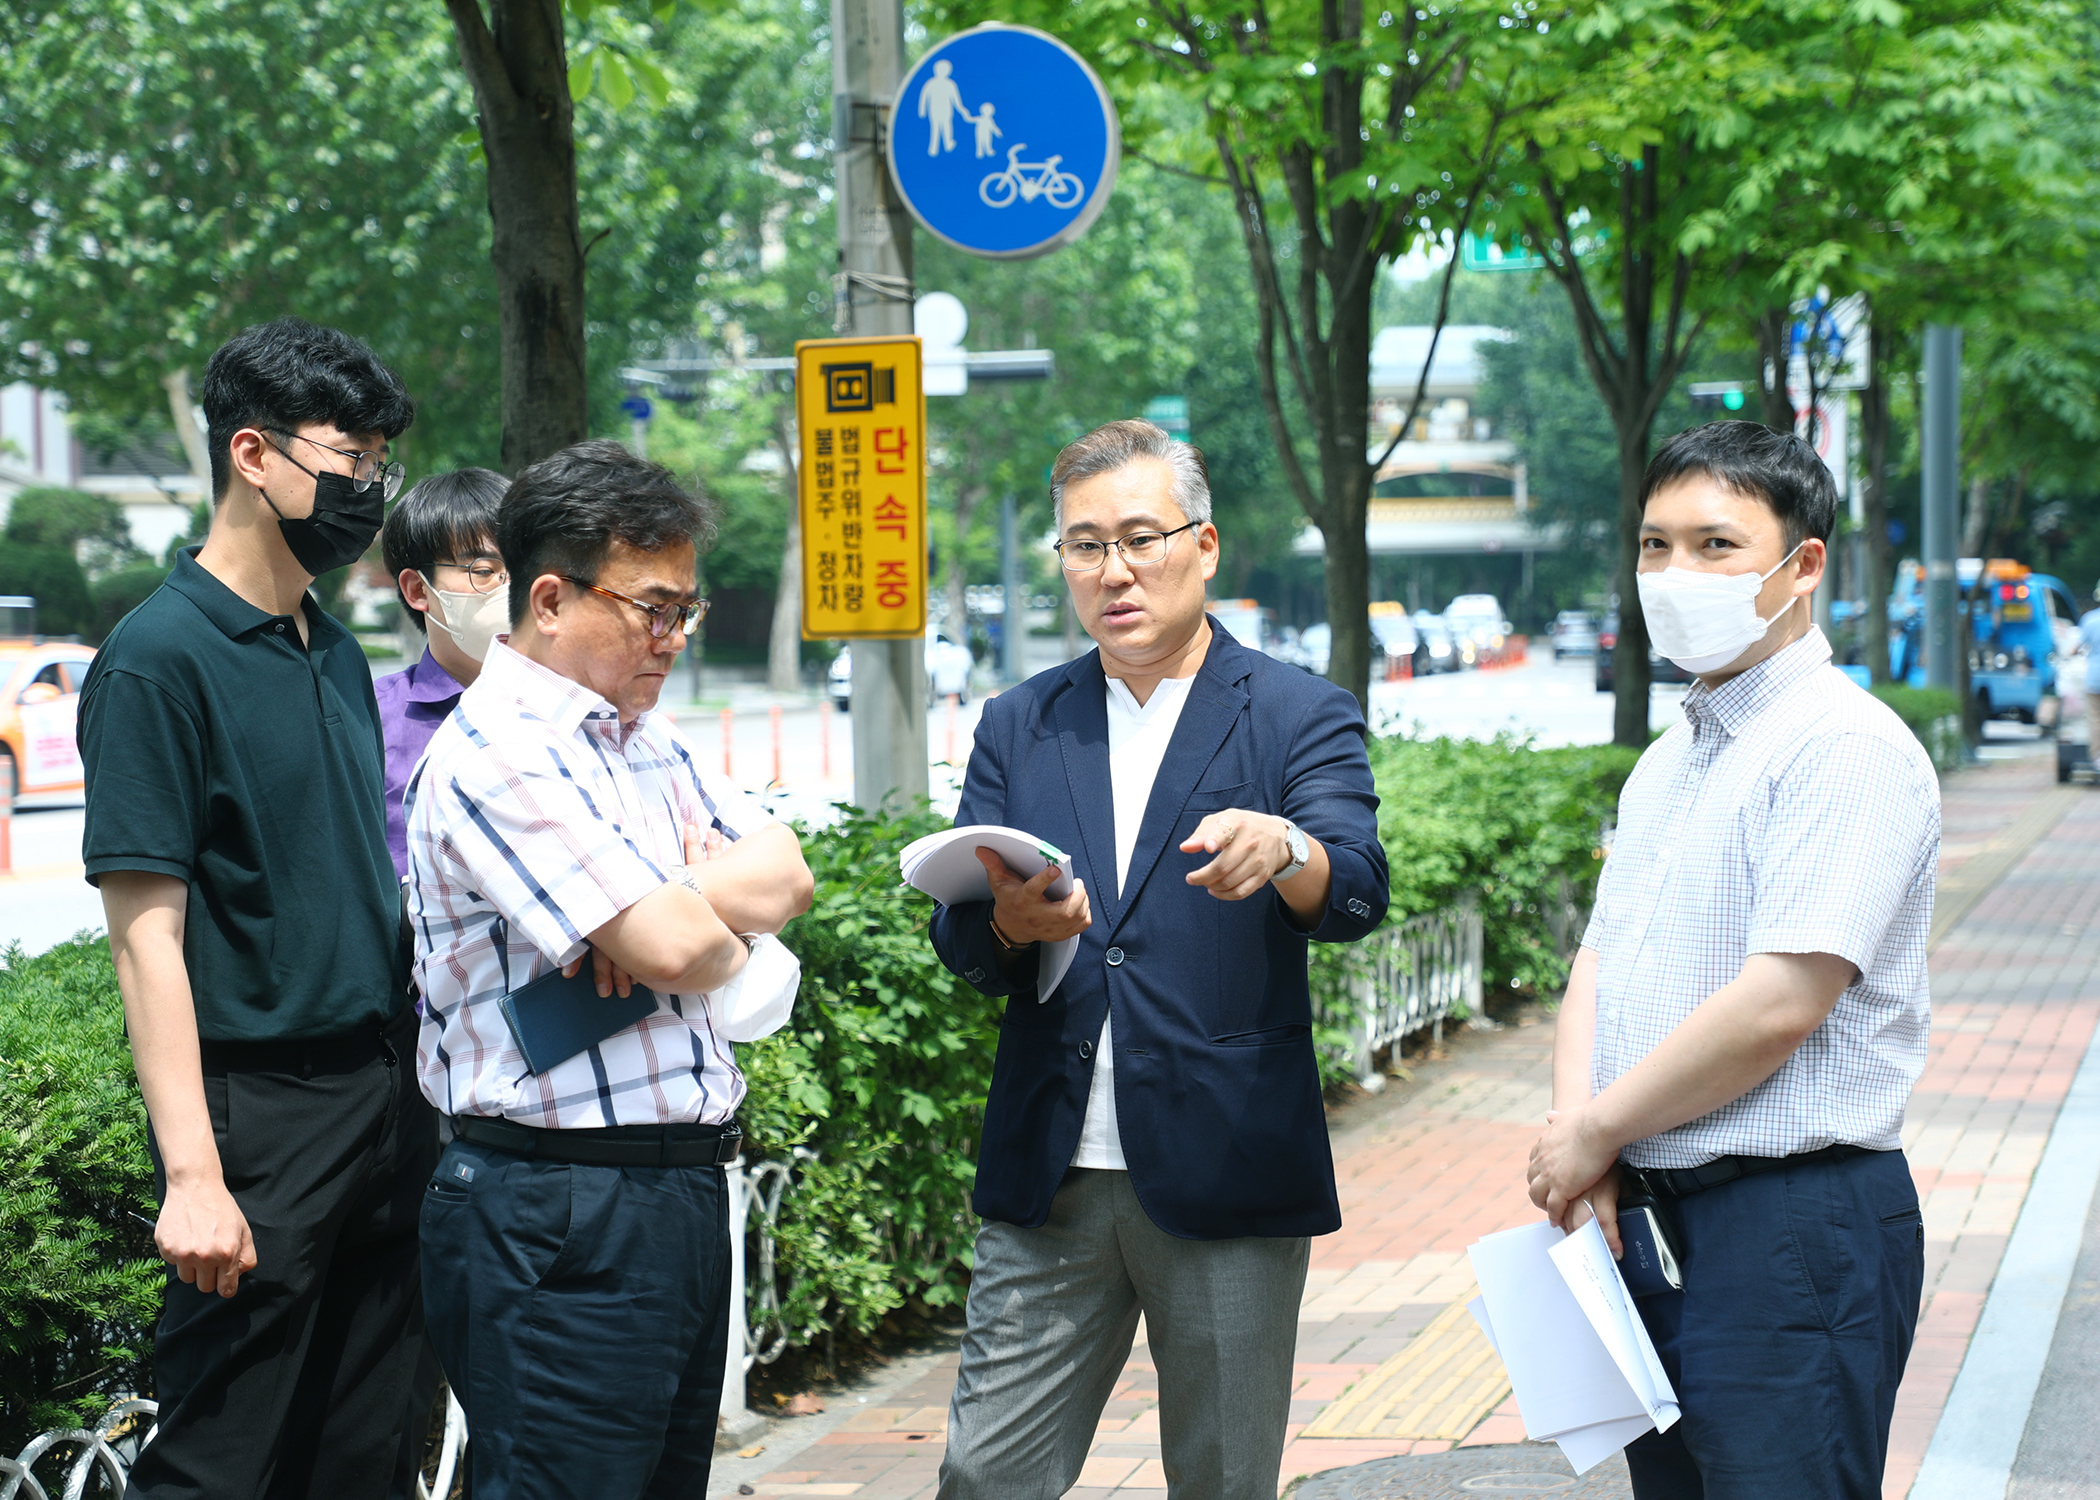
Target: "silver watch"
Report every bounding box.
[1278,820,1310,882]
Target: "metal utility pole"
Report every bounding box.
[1000,491,1023,685]
[833,0,928,810]
[1922,325,1961,693]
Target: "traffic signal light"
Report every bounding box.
[1690,382,1748,413]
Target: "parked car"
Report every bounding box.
[1368,607,1418,676]
[1443,594,1511,666]
[1549,610,1600,660]
[1413,615,1462,674]
[0,622,97,810]
[1593,613,1695,693]
[826,633,976,714]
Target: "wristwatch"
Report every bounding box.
[1278,820,1310,882]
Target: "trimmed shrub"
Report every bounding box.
[1307,734,1641,1085]
[0,938,160,1458]
[741,805,1002,1343]
[1871,684,1965,771]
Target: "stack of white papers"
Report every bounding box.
[1466,1218,1680,1473]
[898,825,1079,1001]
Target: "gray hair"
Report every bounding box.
[1050,419,1213,530]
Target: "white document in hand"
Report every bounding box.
[898,825,1080,1000]
[1466,1218,1680,1475]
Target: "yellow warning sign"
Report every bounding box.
[795,336,926,640]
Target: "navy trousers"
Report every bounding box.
[1625,1147,1925,1500]
[419,1139,733,1500]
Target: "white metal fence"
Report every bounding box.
[1346,893,1484,1085]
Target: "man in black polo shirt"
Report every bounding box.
[77,317,433,1500]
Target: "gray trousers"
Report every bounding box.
[937,1168,1310,1500]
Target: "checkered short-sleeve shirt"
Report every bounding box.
[404,641,770,1128]
[1584,628,1940,1169]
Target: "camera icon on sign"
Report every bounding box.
[822,362,897,413]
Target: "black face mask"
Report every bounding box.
[261,467,385,577]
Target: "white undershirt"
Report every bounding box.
[1070,672,1196,1170]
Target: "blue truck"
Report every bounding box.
[1889,558,2082,726]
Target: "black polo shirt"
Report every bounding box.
[78,547,405,1041]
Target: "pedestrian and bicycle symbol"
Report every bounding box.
[889,25,1120,260]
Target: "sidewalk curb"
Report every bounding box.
[1909,1006,2100,1500]
[705,1336,962,1499]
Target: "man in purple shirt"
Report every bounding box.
[373,466,509,1497]
[375,469,510,877]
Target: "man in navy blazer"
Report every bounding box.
[929,420,1388,1500]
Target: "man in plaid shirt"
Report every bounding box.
[1528,422,1939,1499]
[406,441,812,1499]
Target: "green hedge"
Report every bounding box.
[0,734,1640,1403]
[1305,735,1640,1084]
[0,938,160,1458]
[1871,684,1966,771]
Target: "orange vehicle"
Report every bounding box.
[0,597,96,808]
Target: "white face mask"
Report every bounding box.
[420,575,510,664]
[1634,541,1806,675]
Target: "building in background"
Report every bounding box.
[0,382,204,560]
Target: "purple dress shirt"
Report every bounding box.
[373,648,467,879]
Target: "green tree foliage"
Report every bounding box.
[0,0,776,478]
[923,0,1563,709]
[0,938,160,1459]
[1482,0,2078,740]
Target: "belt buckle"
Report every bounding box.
[714,1121,744,1166]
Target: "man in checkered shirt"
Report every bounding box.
[405,441,813,1499]
[1528,422,1939,1499]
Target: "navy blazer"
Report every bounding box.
[930,622,1388,1240]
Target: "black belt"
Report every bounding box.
[198,1006,414,1077]
[1636,1142,1881,1198]
[451,1113,743,1167]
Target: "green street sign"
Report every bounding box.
[1459,232,1544,273]
[1144,394,1191,441]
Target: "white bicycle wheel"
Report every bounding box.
[1045,172,1084,209]
[979,172,1018,208]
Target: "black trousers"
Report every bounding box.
[128,1008,439,1500]
[419,1138,733,1500]
[1625,1147,1925,1500]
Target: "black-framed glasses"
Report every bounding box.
[267,429,406,502]
[1053,520,1198,572]
[430,559,508,595]
[564,576,709,638]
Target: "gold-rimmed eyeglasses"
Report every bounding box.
[431,560,508,595]
[564,576,709,638]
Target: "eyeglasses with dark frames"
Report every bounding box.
[1053,521,1198,572]
[429,560,508,595]
[266,429,406,503]
[563,576,709,639]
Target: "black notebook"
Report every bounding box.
[498,964,659,1075]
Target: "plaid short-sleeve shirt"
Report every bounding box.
[404,641,770,1128]
[1584,628,1940,1169]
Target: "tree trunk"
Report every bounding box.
[767,406,802,693]
[1754,308,1793,430]
[1612,425,1654,746]
[161,369,210,483]
[1960,475,1990,558]
[445,0,589,473]
[1320,226,1377,712]
[1859,317,1892,685]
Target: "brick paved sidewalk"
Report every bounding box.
[728,750,2098,1500]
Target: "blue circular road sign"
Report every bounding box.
[887,25,1120,261]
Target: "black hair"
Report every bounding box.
[497,439,717,625]
[1641,419,1838,547]
[380,468,509,632]
[199,316,415,501]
